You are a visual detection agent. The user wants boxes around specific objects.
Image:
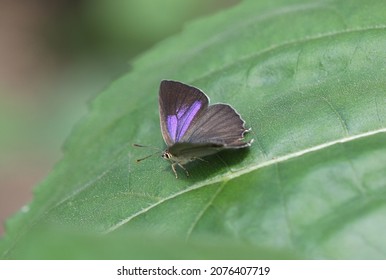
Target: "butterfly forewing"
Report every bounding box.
[159,80,208,146]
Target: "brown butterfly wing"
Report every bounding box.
[159,80,208,146]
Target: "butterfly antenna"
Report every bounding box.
[135,153,155,163]
[133,143,161,151]
[133,143,162,162]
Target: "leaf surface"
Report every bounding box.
[1,0,386,259]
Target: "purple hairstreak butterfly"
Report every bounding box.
[135,80,253,178]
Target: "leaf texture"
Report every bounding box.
[1,0,386,259]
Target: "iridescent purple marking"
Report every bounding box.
[167,115,178,141]
[167,100,202,142]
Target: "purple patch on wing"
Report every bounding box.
[166,100,202,142]
[167,115,178,141]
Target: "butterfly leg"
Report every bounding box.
[171,163,179,179]
[177,163,189,177]
[193,157,208,163]
[171,163,189,178]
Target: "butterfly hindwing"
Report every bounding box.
[179,103,250,148]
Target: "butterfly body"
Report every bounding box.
[159,80,252,178]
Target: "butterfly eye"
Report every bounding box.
[162,152,173,160]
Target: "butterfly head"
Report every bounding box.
[162,148,192,165]
[161,149,186,164]
[161,150,173,161]
[161,148,191,178]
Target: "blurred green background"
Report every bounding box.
[0,0,240,236]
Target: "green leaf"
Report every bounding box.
[3,226,295,259]
[2,0,386,259]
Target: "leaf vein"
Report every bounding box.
[185,181,228,240]
[319,95,350,136]
[192,26,386,84]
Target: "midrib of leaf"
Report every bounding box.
[103,127,386,234]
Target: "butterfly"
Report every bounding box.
[136,80,253,178]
